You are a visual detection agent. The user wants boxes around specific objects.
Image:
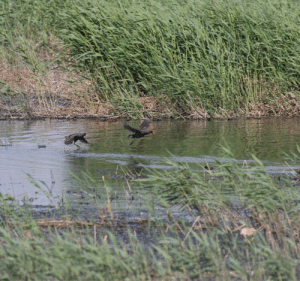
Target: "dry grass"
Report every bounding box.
[1,39,300,120]
[0,42,116,119]
[36,217,149,230]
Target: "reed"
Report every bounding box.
[60,0,300,116]
[1,150,300,279]
[1,0,300,117]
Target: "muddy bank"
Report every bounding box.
[1,90,300,120]
[1,43,300,121]
[1,56,300,120]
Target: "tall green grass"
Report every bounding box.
[60,0,300,114]
[0,0,66,54]
[0,0,68,108]
[142,154,297,213]
[1,0,300,116]
[1,152,300,279]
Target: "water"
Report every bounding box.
[0,118,299,206]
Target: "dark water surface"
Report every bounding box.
[0,118,299,206]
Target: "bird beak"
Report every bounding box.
[152,131,155,134]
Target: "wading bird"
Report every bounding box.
[124,118,154,145]
[64,133,89,147]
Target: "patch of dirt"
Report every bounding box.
[0,54,116,119]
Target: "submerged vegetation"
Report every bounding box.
[1,0,300,118]
[1,149,300,279]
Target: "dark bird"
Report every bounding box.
[38,144,46,149]
[124,118,155,145]
[64,133,89,146]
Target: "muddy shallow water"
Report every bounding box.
[0,117,299,208]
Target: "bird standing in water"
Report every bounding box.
[124,118,155,145]
[64,133,89,147]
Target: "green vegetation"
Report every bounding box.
[1,0,300,117]
[1,150,300,280]
[60,0,300,115]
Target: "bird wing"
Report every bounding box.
[79,137,89,144]
[124,124,140,133]
[64,134,76,145]
[138,118,151,130]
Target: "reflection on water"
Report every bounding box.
[0,118,299,206]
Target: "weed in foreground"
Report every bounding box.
[0,150,300,279]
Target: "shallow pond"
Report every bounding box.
[0,118,299,207]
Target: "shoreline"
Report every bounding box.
[1,90,300,121]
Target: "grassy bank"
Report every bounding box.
[1,0,300,119]
[1,151,300,279]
